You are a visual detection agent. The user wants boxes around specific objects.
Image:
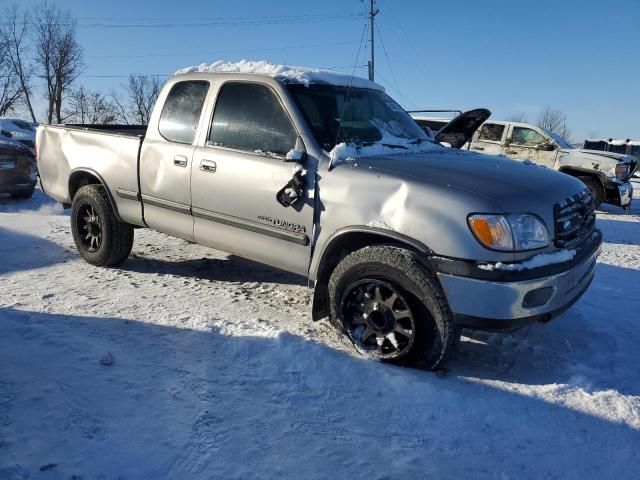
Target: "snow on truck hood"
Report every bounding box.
[175,59,385,91]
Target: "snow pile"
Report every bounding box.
[176,59,384,91]
[478,249,576,271]
[609,139,629,146]
[285,149,305,161]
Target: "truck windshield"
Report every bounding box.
[542,129,573,149]
[286,84,429,152]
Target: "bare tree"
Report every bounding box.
[0,6,37,122]
[127,74,161,124]
[0,40,22,116]
[537,107,572,141]
[63,86,117,124]
[507,112,528,123]
[110,75,162,125]
[33,2,83,124]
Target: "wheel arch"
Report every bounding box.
[558,166,606,187]
[68,168,123,222]
[311,227,433,321]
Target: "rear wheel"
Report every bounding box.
[578,176,604,209]
[71,184,134,266]
[328,245,458,369]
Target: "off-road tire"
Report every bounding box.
[579,176,604,209]
[328,245,458,369]
[71,184,134,267]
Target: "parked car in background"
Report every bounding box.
[0,118,37,153]
[468,121,637,208]
[36,61,602,368]
[0,139,38,199]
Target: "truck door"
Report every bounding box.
[505,125,558,168]
[468,122,507,156]
[139,80,210,241]
[190,81,315,276]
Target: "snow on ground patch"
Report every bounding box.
[1,187,640,479]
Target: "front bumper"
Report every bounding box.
[605,180,633,207]
[435,231,602,331]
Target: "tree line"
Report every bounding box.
[0,3,161,125]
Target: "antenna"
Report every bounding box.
[367,0,379,81]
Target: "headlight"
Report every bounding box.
[615,163,630,180]
[468,214,550,251]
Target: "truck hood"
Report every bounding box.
[347,148,586,211]
[564,148,636,164]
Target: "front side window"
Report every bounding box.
[209,82,297,156]
[478,123,505,142]
[159,81,209,144]
[511,127,547,147]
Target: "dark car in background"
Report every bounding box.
[0,139,37,199]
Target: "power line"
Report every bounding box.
[88,40,360,60]
[0,13,367,29]
[375,23,401,96]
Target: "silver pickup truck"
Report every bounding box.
[37,62,602,368]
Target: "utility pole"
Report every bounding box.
[368,0,379,81]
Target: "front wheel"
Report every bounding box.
[328,245,458,369]
[71,184,134,267]
[578,176,604,209]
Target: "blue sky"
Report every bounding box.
[12,0,640,141]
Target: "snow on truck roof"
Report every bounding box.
[175,60,385,91]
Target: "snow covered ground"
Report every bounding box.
[1,183,639,479]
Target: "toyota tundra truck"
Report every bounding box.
[36,61,602,369]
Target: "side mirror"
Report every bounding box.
[284,137,307,162]
[537,142,556,151]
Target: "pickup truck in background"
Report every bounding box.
[37,61,602,369]
[468,121,637,209]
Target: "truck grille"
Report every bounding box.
[554,189,596,248]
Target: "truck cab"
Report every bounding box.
[469,121,636,208]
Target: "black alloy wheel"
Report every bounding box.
[340,278,415,360]
[76,203,103,252]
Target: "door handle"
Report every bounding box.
[174,155,188,167]
[505,149,518,155]
[472,146,485,151]
[200,159,217,173]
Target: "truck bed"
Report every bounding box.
[36,123,146,226]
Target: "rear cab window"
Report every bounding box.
[158,81,210,144]
[208,82,298,157]
[477,123,505,143]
